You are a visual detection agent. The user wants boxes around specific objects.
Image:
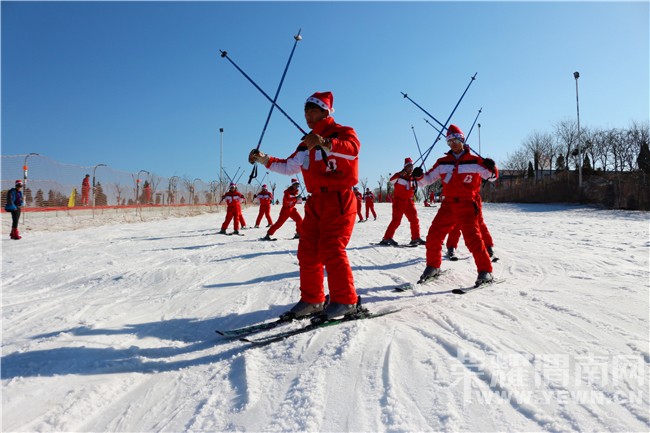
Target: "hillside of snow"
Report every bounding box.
[2,202,649,432]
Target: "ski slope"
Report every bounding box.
[2,203,648,432]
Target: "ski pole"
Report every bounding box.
[219,50,307,136]
[408,73,478,166]
[410,125,427,172]
[248,30,302,184]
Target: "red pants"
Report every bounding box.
[267,206,302,236]
[383,197,420,241]
[297,189,357,305]
[446,197,493,248]
[239,213,247,227]
[255,203,273,226]
[425,199,492,273]
[365,202,377,219]
[81,188,90,206]
[221,205,241,231]
[356,200,363,221]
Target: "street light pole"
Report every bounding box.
[92,163,107,217]
[219,128,224,200]
[574,71,583,192]
[22,152,39,223]
[192,178,202,205]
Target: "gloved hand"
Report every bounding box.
[248,149,270,165]
[412,167,424,178]
[482,158,496,171]
[303,133,331,151]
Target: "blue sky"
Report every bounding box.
[2,1,648,189]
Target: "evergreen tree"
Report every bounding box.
[555,154,566,171]
[527,161,535,179]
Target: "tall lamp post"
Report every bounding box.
[192,178,202,205]
[22,152,39,223]
[477,123,482,156]
[574,71,583,192]
[136,170,149,206]
[92,163,107,217]
[219,128,224,200]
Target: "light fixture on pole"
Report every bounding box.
[92,163,107,213]
[574,71,582,191]
[136,170,149,206]
[22,152,39,223]
[192,178,202,205]
[219,128,224,199]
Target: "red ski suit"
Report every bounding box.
[254,190,274,227]
[354,189,364,221]
[220,190,245,231]
[446,194,493,249]
[383,172,421,241]
[417,147,498,272]
[267,187,302,236]
[363,190,377,219]
[265,115,360,305]
[81,176,91,206]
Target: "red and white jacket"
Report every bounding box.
[363,191,375,203]
[265,116,360,193]
[220,190,245,207]
[390,172,417,200]
[255,191,273,205]
[281,187,300,208]
[416,147,498,199]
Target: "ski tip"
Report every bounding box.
[451,289,466,295]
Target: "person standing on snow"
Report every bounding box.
[414,124,498,286]
[249,91,361,320]
[378,157,425,246]
[353,186,364,222]
[253,184,274,228]
[81,174,91,206]
[5,180,24,240]
[218,182,246,235]
[262,179,302,240]
[363,187,377,221]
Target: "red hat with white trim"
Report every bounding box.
[15,179,23,187]
[291,178,300,186]
[404,157,413,168]
[446,124,465,143]
[262,184,267,188]
[305,92,334,114]
[229,182,236,188]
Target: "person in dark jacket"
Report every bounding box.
[5,179,24,240]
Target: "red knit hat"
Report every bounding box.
[291,178,300,185]
[404,157,413,167]
[262,184,267,188]
[229,182,236,188]
[305,92,334,114]
[446,124,465,142]
[15,180,23,187]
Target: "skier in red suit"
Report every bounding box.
[218,183,246,235]
[414,124,498,286]
[254,184,274,228]
[363,188,377,220]
[378,157,425,246]
[264,179,302,239]
[445,193,495,260]
[249,91,361,320]
[353,187,364,222]
[81,174,91,206]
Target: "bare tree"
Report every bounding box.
[377,176,385,202]
[554,119,579,171]
[523,131,554,181]
[502,148,529,177]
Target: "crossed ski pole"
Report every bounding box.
[245,30,302,184]
[402,72,477,167]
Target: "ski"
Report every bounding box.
[260,237,278,241]
[451,278,506,295]
[393,269,449,292]
[216,317,292,338]
[240,308,402,346]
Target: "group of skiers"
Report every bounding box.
[244,90,499,322]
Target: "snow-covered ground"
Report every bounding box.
[2,202,649,432]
